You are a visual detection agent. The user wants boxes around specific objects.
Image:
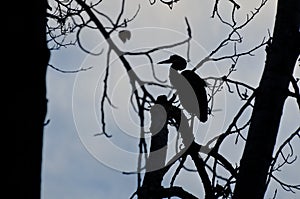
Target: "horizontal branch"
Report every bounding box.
[48,63,93,73]
[124,17,192,57]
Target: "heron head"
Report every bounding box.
[157,54,187,71]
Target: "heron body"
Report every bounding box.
[158,55,208,123]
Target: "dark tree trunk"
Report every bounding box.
[233,0,300,198]
[139,101,170,199]
[4,1,50,198]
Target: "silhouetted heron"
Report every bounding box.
[158,54,208,123]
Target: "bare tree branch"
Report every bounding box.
[290,76,300,110]
[193,0,269,71]
[267,126,300,191]
[48,63,93,73]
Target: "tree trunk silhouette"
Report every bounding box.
[4,0,50,198]
[140,99,170,199]
[233,0,300,198]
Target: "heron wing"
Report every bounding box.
[181,70,208,122]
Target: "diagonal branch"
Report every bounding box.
[193,0,269,71]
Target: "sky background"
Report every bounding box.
[42,0,299,198]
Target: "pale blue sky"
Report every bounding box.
[42,0,300,198]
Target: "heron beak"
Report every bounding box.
[157,58,172,64]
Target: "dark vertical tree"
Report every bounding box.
[4,0,50,198]
[233,0,300,198]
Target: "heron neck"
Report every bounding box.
[169,68,182,88]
